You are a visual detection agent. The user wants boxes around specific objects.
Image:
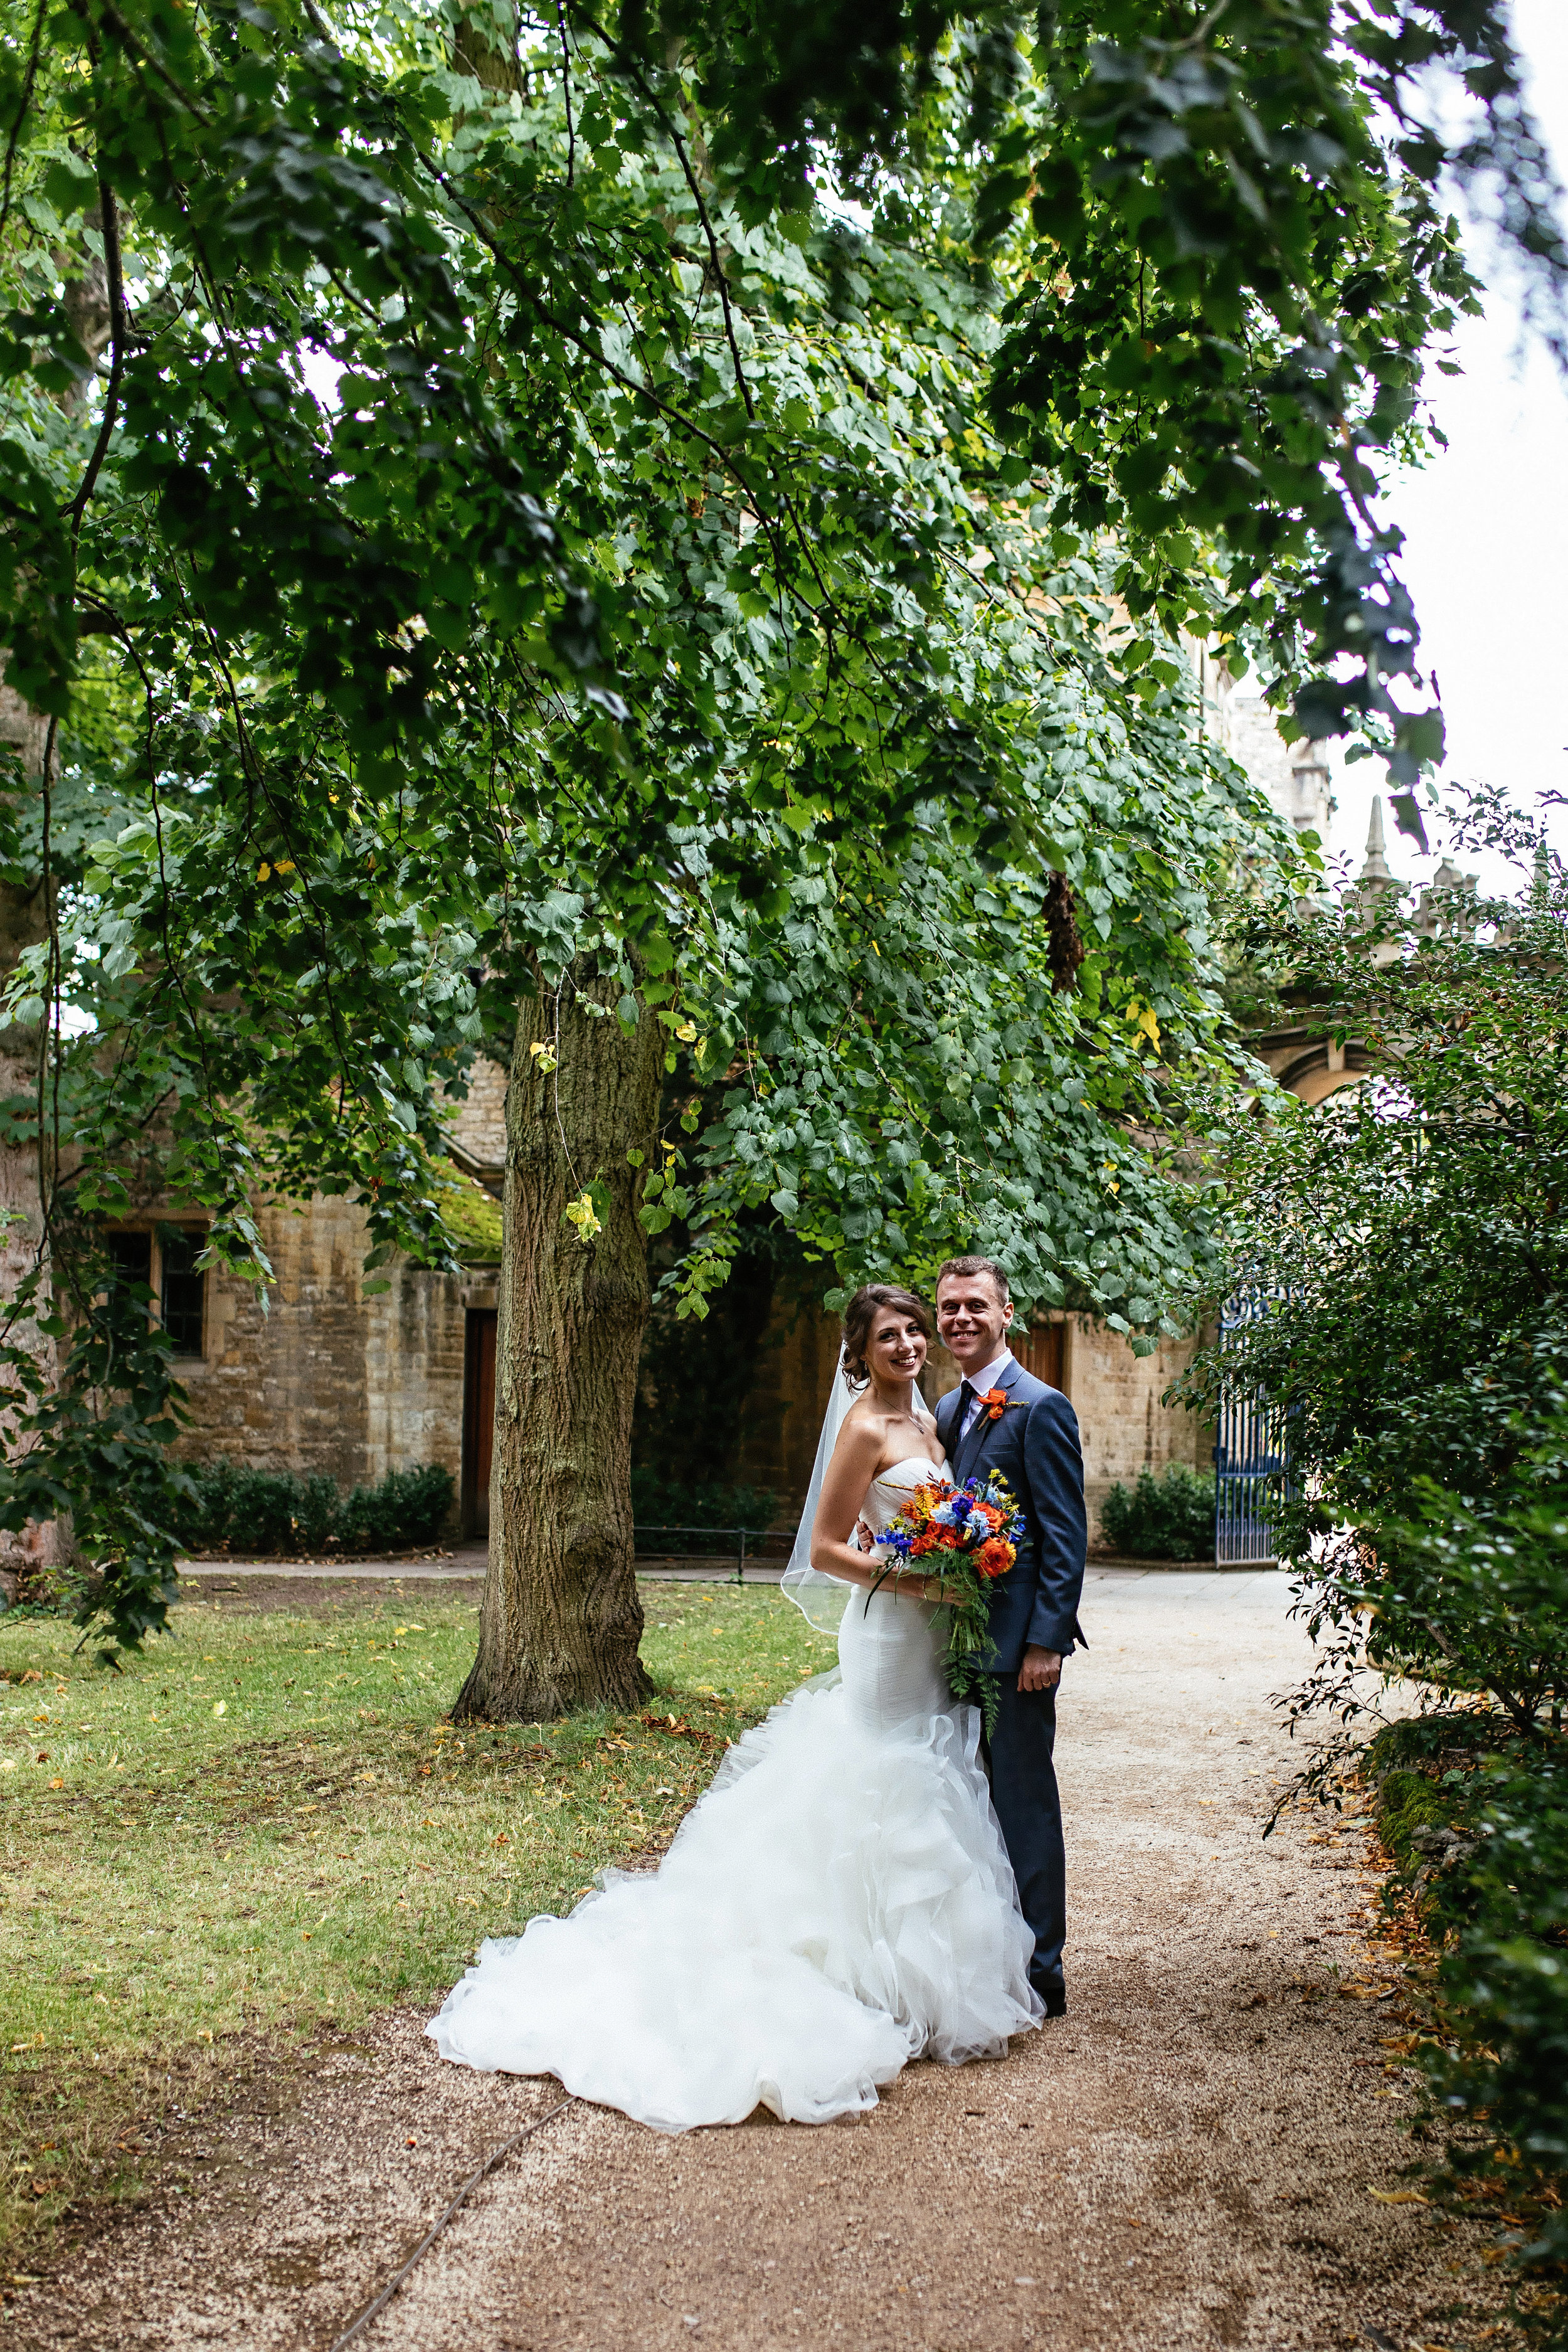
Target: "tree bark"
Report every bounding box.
[0,684,69,1592]
[453,3,524,97]
[453,965,663,1721]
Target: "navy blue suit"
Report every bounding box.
[935,1355,1087,2005]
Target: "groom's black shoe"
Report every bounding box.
[1035,1984,1066,2018]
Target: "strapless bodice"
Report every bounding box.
[863,1456,946,1537]
[839,1456,951,1735]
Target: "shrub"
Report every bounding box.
[337,1465,456,1553]
[1368,1709,1568,2294]
[1098,1463,1212,1560]
[181,1461,455,1555]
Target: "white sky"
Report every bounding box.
[1317,0,1568,901]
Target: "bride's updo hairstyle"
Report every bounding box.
[840,1284,933,1391]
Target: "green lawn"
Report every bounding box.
[0,1578,834,2245]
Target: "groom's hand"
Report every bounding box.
[1018,1645,1061,1693]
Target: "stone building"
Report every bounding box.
[96,1058,512,1540]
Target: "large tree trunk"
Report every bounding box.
[453,965,663,1721]
[0,685,68,1597]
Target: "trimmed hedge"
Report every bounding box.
[1098,1462,1213,1560]
[179,1461,455,1557]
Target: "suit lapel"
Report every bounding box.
[935,1386,959,1468]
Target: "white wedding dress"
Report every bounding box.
[426,1459,1040,2131]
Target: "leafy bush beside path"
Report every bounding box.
[1180,824,1568,2336]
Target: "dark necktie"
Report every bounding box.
[958,1380,977,1442]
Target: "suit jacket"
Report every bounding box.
[933,1355,1088,1672]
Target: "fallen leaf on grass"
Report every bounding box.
[639,1712,719,1749]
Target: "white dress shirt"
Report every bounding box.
[957,1348,1015,1442]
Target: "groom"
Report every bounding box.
[933,1255,1087,2016]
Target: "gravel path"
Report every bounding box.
[14,1570,1507,2352]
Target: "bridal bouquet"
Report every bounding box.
[873,1473,1026,1732]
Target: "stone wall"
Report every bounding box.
[1057,1316,1213,1545]
[447,1056,508,1175]
[174,1193,475,1505]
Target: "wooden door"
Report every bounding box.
[1016,1318,1066,1392]
[462,1309,497,1536]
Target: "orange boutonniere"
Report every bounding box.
[979,1387,1010,1422]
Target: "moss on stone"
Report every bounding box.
[433,1162,502,1261]
[1375,1766,1451,1868]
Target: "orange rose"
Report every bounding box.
[975,1537,1014,1579]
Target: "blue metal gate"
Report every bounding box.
[1214,1286,1290,1565]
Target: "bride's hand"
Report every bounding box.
[855,1518,876,1552]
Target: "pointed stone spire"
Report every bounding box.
[1361,795,1392,883]
[1352,794,1401,958]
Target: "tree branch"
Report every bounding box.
[64,170,127,534]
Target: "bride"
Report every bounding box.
[426,1283,1041,2131]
